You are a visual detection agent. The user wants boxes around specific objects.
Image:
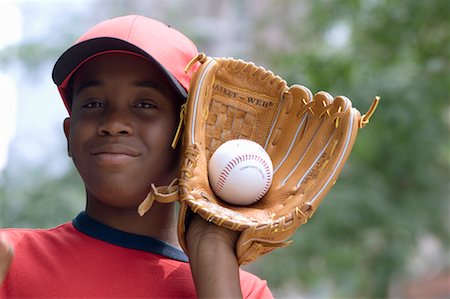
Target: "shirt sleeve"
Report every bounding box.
[239,269,274,299]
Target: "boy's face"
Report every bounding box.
[64,53,180,209]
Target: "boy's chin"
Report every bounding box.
[86,187,149,209]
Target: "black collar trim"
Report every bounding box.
[72,212,188,262]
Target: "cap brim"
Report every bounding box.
[52,37,188,99]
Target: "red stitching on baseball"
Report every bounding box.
[214,152,272,200]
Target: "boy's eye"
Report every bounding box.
[82,100,104,109]
[135,101,157,109]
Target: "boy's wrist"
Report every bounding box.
[186,215,243,299]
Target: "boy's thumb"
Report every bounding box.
[0,234,14,284]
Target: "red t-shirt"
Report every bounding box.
[1,212,273,298]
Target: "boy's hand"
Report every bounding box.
[186,214,239,252]
[186,215,243,299]
[0,235,13,284]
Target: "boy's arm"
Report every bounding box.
[186,215,243,299]
[0,235,14,284]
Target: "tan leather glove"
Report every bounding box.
[139,55,379,265]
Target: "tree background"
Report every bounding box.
[1,0,448,298]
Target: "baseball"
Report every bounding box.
[208,139,273,206]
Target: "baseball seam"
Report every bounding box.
[215,153,272,201]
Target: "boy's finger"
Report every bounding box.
[0,235,14,284]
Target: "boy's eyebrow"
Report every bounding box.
[132,80,165,92]
[75,80,103,95]
[74,80,165,95]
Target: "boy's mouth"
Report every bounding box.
[89,144,141,165]
[92,153,137,165]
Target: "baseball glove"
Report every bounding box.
[138,54,379,265]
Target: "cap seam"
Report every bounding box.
[126,15,139,41]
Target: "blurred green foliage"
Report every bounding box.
[0,0,448,298]
[249,0,450,297]
[1,164,84,228]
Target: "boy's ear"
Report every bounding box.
[63,118,71,157]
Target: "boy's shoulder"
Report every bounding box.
[0,222,74,247]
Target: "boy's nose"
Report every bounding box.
[98,109,133,136]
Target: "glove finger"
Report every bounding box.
[264,85,313,175]
[271,90,333,187]
[281,92,358,208]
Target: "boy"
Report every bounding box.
[0,15,273,298]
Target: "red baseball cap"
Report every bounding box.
[52,15,199,113]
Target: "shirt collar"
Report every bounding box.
[72,211,188,262]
